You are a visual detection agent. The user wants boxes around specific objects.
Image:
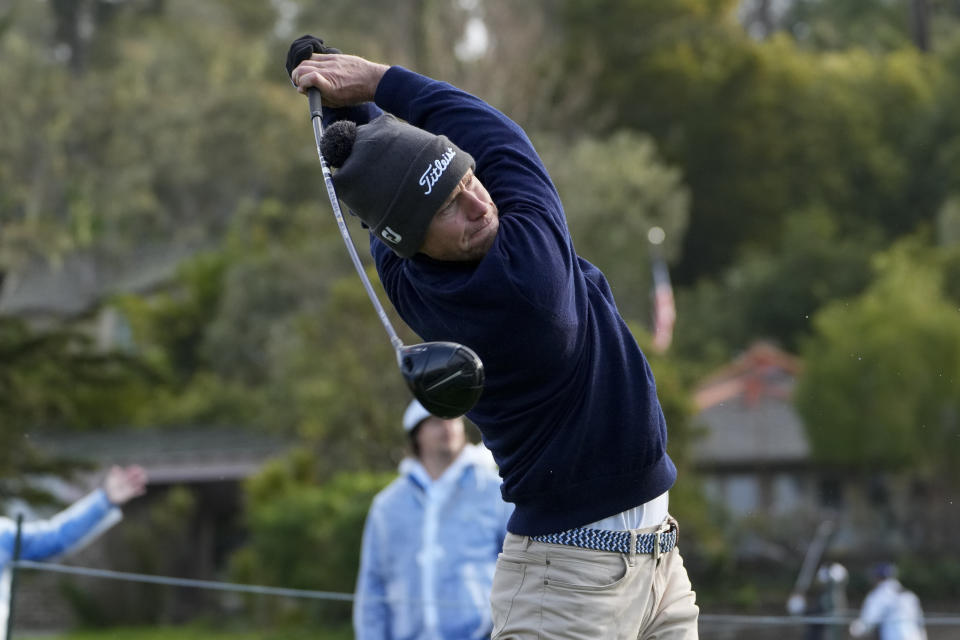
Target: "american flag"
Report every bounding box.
[650,258,676,353]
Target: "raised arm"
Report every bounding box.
[287,44,562,221]
[0,465,146,564]
[373,67,563,219]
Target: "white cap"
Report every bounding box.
[402,399,432,432]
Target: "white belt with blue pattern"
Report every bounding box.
[530,522,677,557]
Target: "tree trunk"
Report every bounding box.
[909,0,930,52]
[412,0,437,77]
[755,0,775,39]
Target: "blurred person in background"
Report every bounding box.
[810,562,849,640]
[353,399,512,640]
[787,561,849,640]
[0,464,148,638]
[849,562,927,640]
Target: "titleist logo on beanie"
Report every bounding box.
[320,115,475,258]
[420,147,457,195]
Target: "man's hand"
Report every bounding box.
[291,53,389,108]
[849,620,868,637]
[785,593,806,615]
[103,465,148,506]
[285,35,340,79]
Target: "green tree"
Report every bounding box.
[795,236,960,478]
[117,194,416,471]
[556,0,958,285]
[0,0,369,435]
[230,454,393,624]
[266,269,417,473]
[674,207,879,363]
[780,0,960,53]
[0,0,318,276]
[0,317,152,501]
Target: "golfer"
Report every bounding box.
[287,35,698,639]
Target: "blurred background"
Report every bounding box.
[1,0,959,638]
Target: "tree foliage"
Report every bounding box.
[795,236,960,477]
[674,207,879,364]
[557,0,959,285]
[230,453,393,623]
[0,317,152,500]
[779,0,960,53]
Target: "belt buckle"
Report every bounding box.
[652,530,662,561]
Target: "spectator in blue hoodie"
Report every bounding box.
[288,36,698,639]
[354,399,511,640]
[0,465,147,638]
[850,563,927,640]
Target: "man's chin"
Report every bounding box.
[472,222,498,254]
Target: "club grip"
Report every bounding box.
[308,88,323,119]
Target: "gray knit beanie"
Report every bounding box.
[321,115,475,258]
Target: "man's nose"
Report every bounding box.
[462,190,487,219]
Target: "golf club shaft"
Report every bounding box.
[308,89,405,356]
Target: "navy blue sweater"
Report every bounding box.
[325,67,676,536]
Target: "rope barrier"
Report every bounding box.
[11,560,353,602]
[699,613,960,626]
[12,560,960,626]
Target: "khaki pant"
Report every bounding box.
[491,518,699,639]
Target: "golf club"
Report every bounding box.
[306,89,484,419]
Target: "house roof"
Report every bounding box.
[691,341,810,466]
[694,340,802,410]
[29,427,296,484]
[0,244,196,319]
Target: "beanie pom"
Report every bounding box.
[321,120,357,168]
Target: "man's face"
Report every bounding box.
[415,416,467,460]
[418,169,499,262]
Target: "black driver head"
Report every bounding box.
[399,341,484,419]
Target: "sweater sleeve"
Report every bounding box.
[320,101,383,130]
[374,66,565,228]
[1,490,121,564]
[369,67,577,318]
